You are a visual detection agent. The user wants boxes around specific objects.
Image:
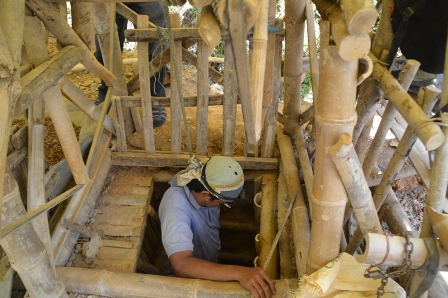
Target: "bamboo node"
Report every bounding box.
[310,192,347,207]
[314,114,357,126]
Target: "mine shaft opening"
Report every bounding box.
[141,179,259,275]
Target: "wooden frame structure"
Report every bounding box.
[1,0,448,297]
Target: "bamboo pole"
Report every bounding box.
[26,0,115,87]
[339,0,377,35]
[370,52,445,150]
[0,0,24,238]
[283,0,305,137]
[276,124,310,277]
[250,0,269,141]
[71,2,96,51]
[305,0,319,100]
[261,34,282,158]
[43,86,89,185]
[59,77,116,134]
[345,86,440,254]
[307,38,358,274]
[362,59,420,177]
[330,133,382,234]
[169,13,182,154]
[195,38,210,155]
[277,163,296,278]
[427,207,448,252]
[57,267,298,297]
[356,233,448,270]
[253,192,261,234]
[222,37,237,156]
[294,127,314,214]
[137,14,156,153]
[259,174,278,279]
[0,167,69,298]
[227,0,257,156]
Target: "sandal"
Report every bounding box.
[152,106,167,128]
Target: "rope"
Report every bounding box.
[262,191,298,271]
[367,231,393,272]
[162,4,194,158]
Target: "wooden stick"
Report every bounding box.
[113,96,128,152]
[43,86,89,185]
[305,0,319,100]
[195,40,210,155]
[379,190,418,237]
[251,0,269,141]
[137,14,156,154]
[370,52,445,150]
[330,133,382,235]
[295,127,314,215]
[222,38,237,156]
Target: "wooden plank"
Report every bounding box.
[125,28,202,42]
[111,152,278,170]
[94,214,145,226]
[137,14,156,153]
[222,39,237,156]
[102,239,133,249]
[120,94,236,108]
[98,195,149,206]
[90,259,134,273]
[96,205,147,216]
[195,40,209,155]
[96,246,139,261]
[91,223,143,237]
[113,96,127,152]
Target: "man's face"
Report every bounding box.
[203,193,228,208]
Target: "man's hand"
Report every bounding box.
[235,267,276,298]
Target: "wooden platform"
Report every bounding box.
[87,168,155,273]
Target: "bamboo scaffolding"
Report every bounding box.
[345,86,440,254]
[43,86,89,184]
[277,163,296,278]
[356,233,448,270]
[0,0,24,238]
[26,0,116,87]
[251,0,269,141]
[261,35,282,158]
[276,124,309,277]
[369,52,445,150]
[195,39,209,155]
[259,174,278,279]
[294,127,314,216]
[57,267,298,297]
[330,133,382,234]
[137,14,156,154]
[305,0,319,100]
[222,38,238,156]
[169,13,183,154]
[71,2,96,51]
[427,207,448,253]
[307,38,358,274]
[283,0,305,137]
[362,59,420,178]
[0,167,69,298]
[339,0,377,35]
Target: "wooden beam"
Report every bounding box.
[125,28,202,42]
[111,152,278,170]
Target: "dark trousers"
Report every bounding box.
[95,2,167,103]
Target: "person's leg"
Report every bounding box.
[132,2,167,127]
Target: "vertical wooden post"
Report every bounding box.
[196,39,210,155]
[283,0,305,137]
[137,14,156,153]
[170,13,183,154]
[251,0,269,141]
[307,25,358,274]
[305,0,319,100]
[222,37,237,156]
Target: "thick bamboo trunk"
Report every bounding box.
[307,41,358,274]
[26,0,115,86]
[1,167,68,298]
[362,59,420,177]
[57,267,298,298]
[340,0,377,35]
[259,174,278,279]
[276,125,310,277]
[71,2,96,51]
[283,0,305,137]
[356,233,448,270]
[330,133,382,234]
